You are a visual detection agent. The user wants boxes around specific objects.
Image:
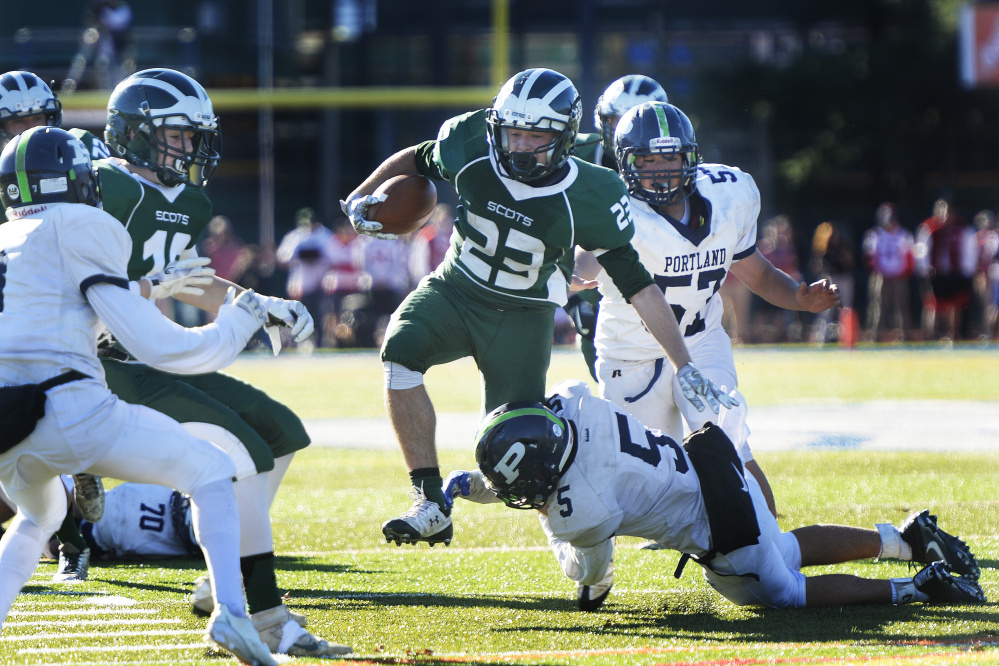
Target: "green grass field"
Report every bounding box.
[3,345,998,665]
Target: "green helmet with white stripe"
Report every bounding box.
[614,101,699,207]
[105,68,221,188]
[0,126,101,210]
[474,401,576,510]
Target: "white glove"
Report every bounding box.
[340,194,398,240]
[443,470,502,507]
[224,286,267,327]
[145,257,215,300]
[675,363,739,414]
[259,296,315,343]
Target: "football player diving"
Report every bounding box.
[445,381,986,611]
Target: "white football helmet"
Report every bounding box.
[594,74,668,156]
[0,70,62,145]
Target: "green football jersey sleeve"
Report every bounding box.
[96,161,213,280]
[68,128,113,162]
[413,111,639,309]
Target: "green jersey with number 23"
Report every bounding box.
[415,110,638,310]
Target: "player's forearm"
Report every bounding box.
[749,264,804,310]
[731,252,803,310]
[539,515,612,586]
[88,283,259,373]
[630,284,692,371]
[173,276,242,313]
[348,146,420,199]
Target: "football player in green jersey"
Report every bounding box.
[570,74,670,379]
[0,69,118,584]
[343,67,735,548]
[78,69,349,658]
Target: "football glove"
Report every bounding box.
[258,296,315,343]
[224,287,267,327]
[340,193,398,240]
[145,257,215,300]
[675,363,739,414]
[443,470,501,507]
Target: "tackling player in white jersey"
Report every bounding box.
[445,380,985,610]
[580,102,840,517]
[0,127,276,665]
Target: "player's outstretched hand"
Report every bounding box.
[796,278,841,313]
[224,287,268,327]
[675,363,739,414]
[443,470,500,507]
[146,257,215,300]
[340,194,398,240]
[260,296,315,342]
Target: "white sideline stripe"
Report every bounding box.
[6,618,183,628]
[20,642,210,655]
[10,608,158,617]
[2,629,197,641]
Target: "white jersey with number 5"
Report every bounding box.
[543,380,710,550]
[595,164,760,362]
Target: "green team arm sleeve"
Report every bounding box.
[597,244,655,301]
[414,140,442,180]
[414,110,490,185]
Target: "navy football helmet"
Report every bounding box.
[614,101,699,207]
[0,126,101,209]
[486,68,582,182]
[475,401,576,510]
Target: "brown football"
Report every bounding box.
[366,174,438,235]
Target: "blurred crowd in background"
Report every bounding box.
[180,195,999,351]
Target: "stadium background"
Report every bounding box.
[2,0,997,271]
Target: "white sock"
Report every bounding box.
[891,578,928,604]
[268,454,294,509]
[0,516,47,627]
[189,479,245,617]
[234,473,273,557]
[876,523,913,560]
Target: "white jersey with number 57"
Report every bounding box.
[594,164,760,361]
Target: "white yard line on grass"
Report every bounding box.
[305,400,999,452]
[0,629,197,641]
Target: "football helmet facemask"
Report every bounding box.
[474,401,576,510]
[594,74,668,155]
[615,101,699,207]
[0,71,63,146]
[486,68,582,182]
[0,126,101,209]
[105,68,221,188]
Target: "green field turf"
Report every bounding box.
[2,345,998,665]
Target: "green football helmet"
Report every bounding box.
[105,68,220,187]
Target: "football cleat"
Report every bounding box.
[190,576,306,627]
[52,545,90,583]
[577,561,614,612]
[206,605,278,666]
[251,604,352,657]
[381,487,453,546]
[899,510,980,579]
[73,473,105,523]
[913,561,987,605]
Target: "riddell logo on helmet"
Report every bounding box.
[650,136,681,150]
[5,184,19,200]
